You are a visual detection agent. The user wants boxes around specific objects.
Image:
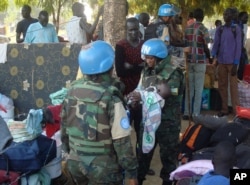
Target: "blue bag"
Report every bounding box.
[0,134,56,174]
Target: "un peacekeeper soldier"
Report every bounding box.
[61,40,138,185]
[128,38,184,185]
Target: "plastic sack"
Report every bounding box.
[236,106,250,119]
[0,93,13,110]
[238,81,250,108]
[0,93,14,122]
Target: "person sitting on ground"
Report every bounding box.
[197,141,236,185]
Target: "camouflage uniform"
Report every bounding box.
[61,74,138,185]
[137,55,184,182]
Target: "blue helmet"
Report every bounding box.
[141,38,168,59]
[158,4,178,17]
[78,41,114,75]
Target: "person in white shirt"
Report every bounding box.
[67,2,103,80]
[66,2,103,45]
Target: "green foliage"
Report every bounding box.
[4,0,18,25]
[38,0,75,14]
[127,0,219,18]
[0,0,8,11]
[85,0,103,8]
[1,0,250,32]
[14,0,37,7]
[2,0,250,15]
[128,0,173,16]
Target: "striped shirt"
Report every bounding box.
[185,21,210,63]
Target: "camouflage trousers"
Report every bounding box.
[137,122,180,182]
[66,155,124,185]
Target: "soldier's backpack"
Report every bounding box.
[144,22,165,41]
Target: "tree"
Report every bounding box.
[37,0,75,32]
[85,0,221,30]
[103,0,127,47]
[2,0,250,34]
[0,1,8,12]
[4,0,75,33]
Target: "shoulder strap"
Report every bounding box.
[219,25,236,39]
[219,25,224,38]
[231,24,236,38]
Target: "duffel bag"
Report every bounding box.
[0,134,56,174]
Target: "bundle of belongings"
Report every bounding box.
[171,107,250,185]
[0,106,63,185]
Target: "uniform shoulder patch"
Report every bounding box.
[120,117,130,129]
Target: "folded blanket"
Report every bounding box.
[49,88,68,105]
[169,160,213,181]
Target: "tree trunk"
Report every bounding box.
[179,1,189,31]
[103,0,127,47]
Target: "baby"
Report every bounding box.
[128,80,171,153]
[128,80,171,108]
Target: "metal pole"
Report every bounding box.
[184,51,192,125]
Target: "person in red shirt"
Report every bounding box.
[115,17,144,96]
[115,16,145,171]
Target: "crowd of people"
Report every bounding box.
[7,2,249,185]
